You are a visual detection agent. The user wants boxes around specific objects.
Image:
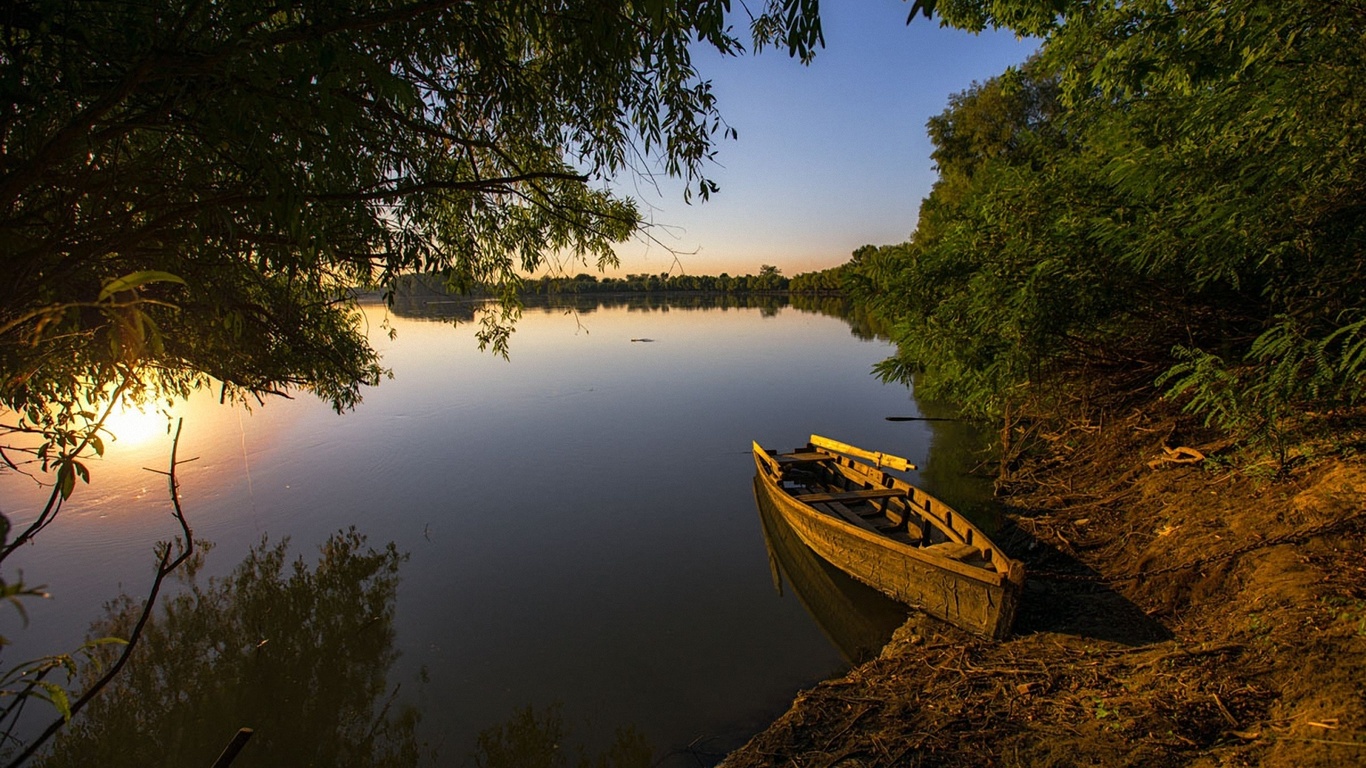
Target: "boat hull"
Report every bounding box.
[753,442,1023,639]
[753,477,909,664]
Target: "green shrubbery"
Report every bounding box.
[848,0,1366,446]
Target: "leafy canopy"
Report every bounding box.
[0,0,822,494]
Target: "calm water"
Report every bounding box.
[1,295,993,765]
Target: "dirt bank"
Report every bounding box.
[722,405,1366,767]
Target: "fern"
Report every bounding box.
[1157,347,1249,432]
[1320,314,1366,403]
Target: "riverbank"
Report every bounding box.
[722,402,1366,767]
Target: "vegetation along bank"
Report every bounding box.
[729,1,1366,765]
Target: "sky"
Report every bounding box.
[584,0,1038,279]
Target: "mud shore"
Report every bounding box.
[722,407,1366,767]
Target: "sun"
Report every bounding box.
[100,402,176,450]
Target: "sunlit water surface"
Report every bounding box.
[1,297,993,765]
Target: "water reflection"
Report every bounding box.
[374,290,796,323]
[37,529,421,768]
[751,478,908,666]
[518,293,790,316]
[473,705,651,768]
[3,293,1001,766]
[788,295,891,342]
[908,396,1001,532]
[96,401,179,451]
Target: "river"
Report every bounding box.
[0,294,994,766]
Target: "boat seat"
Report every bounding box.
[812,502,884,535]
[793,488,903,504]
[775,452,836,466]
[921,541,982,562]
[881,528,923,545]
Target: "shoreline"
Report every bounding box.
[721,406,1366,767]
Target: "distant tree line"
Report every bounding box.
[788,263,850,294]
[373,263,863,302]
[523,263,868,296]
[527,265,791,294]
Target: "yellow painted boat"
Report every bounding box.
[753,435,1025,639]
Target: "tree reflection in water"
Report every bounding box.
[473,705,651,768]
[37,528,421,767]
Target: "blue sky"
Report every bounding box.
[585,0,1037,279]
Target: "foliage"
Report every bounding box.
[753,264,785,291]
[2,421,196,768]
[850,61,1118,414]
[850,0,1366,445]
[0,638,128,739]
[789,262,847,294]
[0,0,828,499]
[526,266,790,294]
[34,529,417,768]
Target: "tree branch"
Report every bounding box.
[3,419,195,768]
[302,171,591,203]
[0,378,133,564]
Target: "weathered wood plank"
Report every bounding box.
[810,435,917,471]
[775,451,836,465]
[811,502,883,535]
[922,541,983,562]
[793,488,904,504]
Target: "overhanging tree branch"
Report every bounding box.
[3,419,195,768]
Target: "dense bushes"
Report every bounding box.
[849,0,1366,442]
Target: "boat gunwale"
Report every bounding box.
[752,442,1023,589]
[823,453,1023,581]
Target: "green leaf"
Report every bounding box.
[2,592,31,627]
[37,681,73,721]
[98,271,186,301]
[57,463,76,500]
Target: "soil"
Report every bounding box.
[721,401,1366,767]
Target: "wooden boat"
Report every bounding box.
[753,435,1025,639]
[753,476,909,664]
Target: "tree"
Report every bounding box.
[856,0,1366,441]
[0,0,828,490]
[753,264,786,292]
[850,61,1115,414]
